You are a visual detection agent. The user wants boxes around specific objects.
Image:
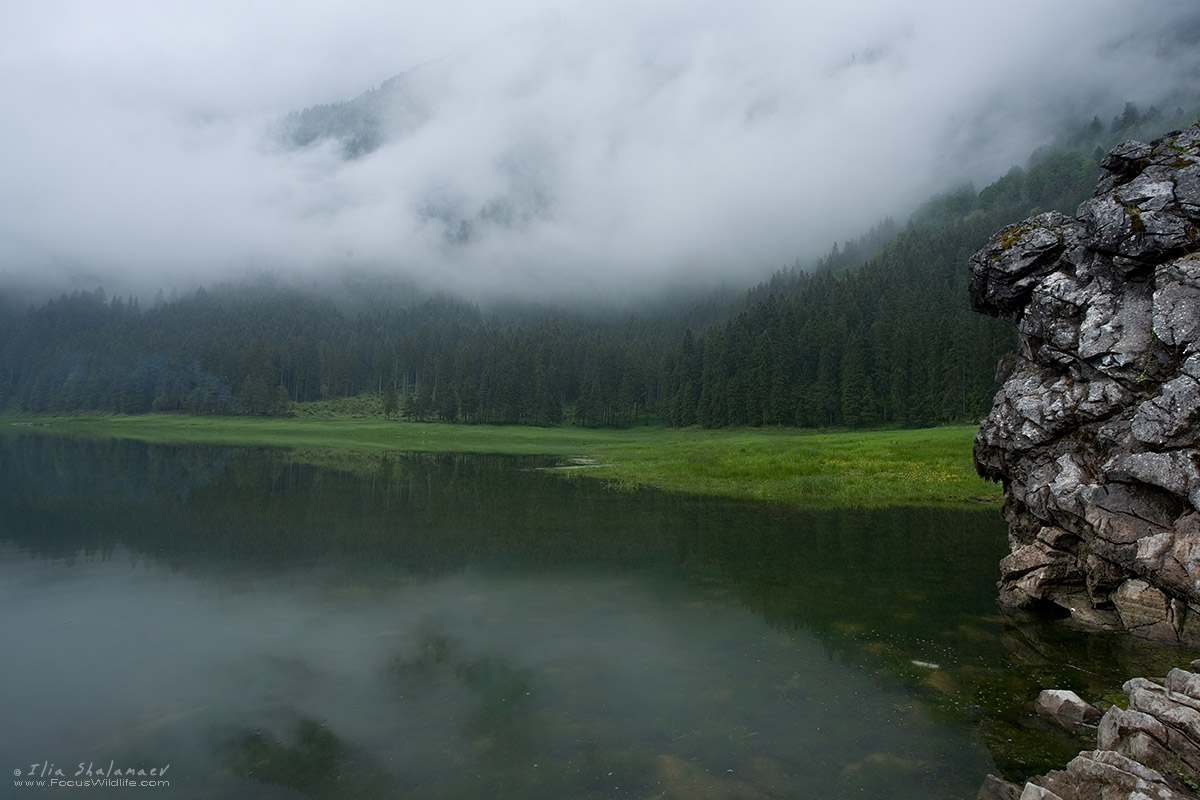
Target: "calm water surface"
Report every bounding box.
[0,434,1194,799]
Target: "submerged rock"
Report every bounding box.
[649,754,768,800]
[1034,689,1102,732]
[971,124,1200,648]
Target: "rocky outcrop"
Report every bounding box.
[980,663,1200,799]
[971,124,1200,647]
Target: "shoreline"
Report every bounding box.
[3,414,1001,510]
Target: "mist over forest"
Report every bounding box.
[3,1,1200,305]
[4,3,1200,429]
[2,99,1192,428]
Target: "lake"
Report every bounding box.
[1,433,1193,799]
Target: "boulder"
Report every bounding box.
[971,125,1200,648]
[1035,689,1102,732]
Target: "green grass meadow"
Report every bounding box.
[7,414,1000,509]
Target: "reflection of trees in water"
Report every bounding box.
[224,718,393,799]
[5,435,1195,786]
[389,633,538,748]
[0,434,236,560]
[3,435,1012,602]
[382,632,658,799]
[1,434,685,568]
[0,433,234,502]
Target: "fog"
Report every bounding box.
[2,1,1199,304]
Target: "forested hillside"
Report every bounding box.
[654,102,1193,428]
[1,104,1190,428]
[655,158,1084,428]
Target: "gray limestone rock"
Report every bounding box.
[1036,749,1192,799]
[1131,372,1200,450]
[972,125,1200,649]
[1154,256,1200,352]
[969,212,1082,324]
[1110,580,1180,641]
[1036,689,1103,731]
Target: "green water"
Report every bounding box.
[0,434,1193,799]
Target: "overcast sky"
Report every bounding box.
[2,1,1199,303]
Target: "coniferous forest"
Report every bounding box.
[0,106,1187,429]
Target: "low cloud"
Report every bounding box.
[2,0,1199,303]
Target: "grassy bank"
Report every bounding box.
[6,414,1000,509]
